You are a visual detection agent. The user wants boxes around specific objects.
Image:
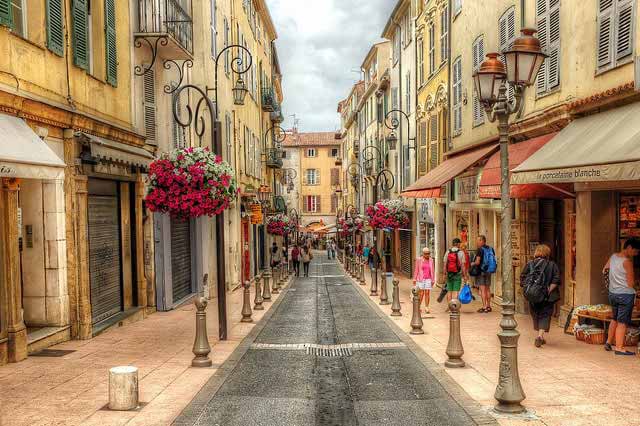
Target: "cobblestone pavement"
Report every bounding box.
[174,253,495,426]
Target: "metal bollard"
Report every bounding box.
[358,261,365,285]
[192,293,213,367]
[272,267,280,294]
[391,279,402,316]
[380,272,390,305]
[254,274,264,310]
[445,299,465,368]
[370,267,378,296]
[410,287,424,335]
[262,270,272,301]
[241,280,253,323]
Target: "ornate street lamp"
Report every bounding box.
[472,28,547,415]
[361,145,383,176]
[233,77,249,106]
[384,109,417,188]
[372,169,395,276]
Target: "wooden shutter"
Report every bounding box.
[211,0,217,57]
[0,0,12,27]
[547,1,561,89]
[429,25,435,75]
[46,0,65,56]
[597,0,615,69]
[105,0,117,86]
[500,7,517,100]
[616,0,634,61]
[316,196,321,213]
[419,121,427,175]
[72,0,89,71]
[453,59,462,133]
[331,194,337,213]
[143,69,157,145]
[302,170,308,185]
[316,170,321,185]
[331,168,339,185]
[472,38,484,125]
[441,6,448,63]
[429,116,438,170]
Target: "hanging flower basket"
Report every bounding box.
[267,213,292,236]
[145,147,238,221]
[366,199,409,230]
[338,215,365,236]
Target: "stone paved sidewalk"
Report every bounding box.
[351,261,640,426]
[0,278,289,426]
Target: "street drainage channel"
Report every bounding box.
[250,342,406,357]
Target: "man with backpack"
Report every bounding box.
[442,238,467,307]
[472,235,497,313]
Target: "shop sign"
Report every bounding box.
[249,203,263,224]
[455,174,481,203]
[512,161,640,184]
[0,164,16,176]
[417,199,434,224]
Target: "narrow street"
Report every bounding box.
[174,253,491,426]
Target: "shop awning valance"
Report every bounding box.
[512,102,640,184]
[0,114,65,180]
[402,144,498,198]
[479,133,573,199]
[78,132,155,168]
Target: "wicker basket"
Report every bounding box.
[575,329,586,341]
[592,310,613,320]
[584,329,606,345]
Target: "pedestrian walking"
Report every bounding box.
[282,245,288,271]
[271,242,281,269]
[603,238,640,355]
[369,246,378,269]
[301,246,312,277]
[520,244,561,348]
[331,239,338,259]
[327,238,335,259]
[413,247,435,314]
[442,238,467,308]
[470,235,497,313]
[291,244,301,277]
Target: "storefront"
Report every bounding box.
[0,114,67,363]
[512,101,640,325]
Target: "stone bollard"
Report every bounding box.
[271,267,280,294]
[370,267,378,296]
[445,299,465,368]
[108,366,139,411]
[410,287,424,335]
[262,270,272,301]
[359,261,365,285]
[254,274,264,310]
[192,295,213,367]
[391,279,402,316]
[380,272,391,305]
[241,281,253,323]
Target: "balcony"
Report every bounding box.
[270,102,284,123]
[265,148,283,169]
[136,0,193,58]
[261,86,276,112]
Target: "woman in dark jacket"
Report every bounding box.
[520,243,561,348]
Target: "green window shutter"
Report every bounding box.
[46,0,65,57]
[105,0,117,86]
[0,0,12,28]
[72,0,89,71]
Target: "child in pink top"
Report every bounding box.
[413,247,435,314]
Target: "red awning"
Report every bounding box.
[402,144,498,199]
[479,133,573,199]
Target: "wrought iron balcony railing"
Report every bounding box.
[270,102,284,123]
[136,0,193,55]
[261,86,276,112]
[265,148,283,169]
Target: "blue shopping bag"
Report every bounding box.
[459,283,473,304]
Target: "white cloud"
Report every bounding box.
[267,0,396,132]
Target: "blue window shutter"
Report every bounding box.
[46,0,65,57]
[0,0,12,28]
[105,0,117,86]
[72,0,89,70]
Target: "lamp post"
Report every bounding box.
[384,109,417,189]
[345,204,358,273]
[372,169,395,275]
[171,45,251,342]
[472,28,547,414]
[336,207,344,263]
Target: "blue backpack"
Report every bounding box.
[481,246,497,273]
[459,283,473,304]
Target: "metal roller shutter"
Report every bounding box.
[171,218,192,303]
[88,195,122,323]
[400,229,413,277]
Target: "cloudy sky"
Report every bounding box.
[266,0,396,132]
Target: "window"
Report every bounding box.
[105,0,117,86]
[225,113,233,163]
[418,38,425,85]
[430,115,439,170]
[453,0,462,16]
[282,150,288,159]
[452,57,462,135]
[536,1,560,93]
[210,0,216,58]
[428,23,436,75]
[331,194,338,213]
[405,71,411,114]
[419,121,427,175]
[305,196,320,213]
[143,69,157,145]
[440,5,449,63]
[472,36,485,126]
[71,0,89,71]
[4,0,26,37]
[597,0,634,72]
[306,169,319,185]
[306,148,317,157]
[403,13,412,46]
[330,148,339,157]
[331,168,340,186]
[224,19,230,74]
[500,7,517,100]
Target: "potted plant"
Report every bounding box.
[366,199,409,231]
